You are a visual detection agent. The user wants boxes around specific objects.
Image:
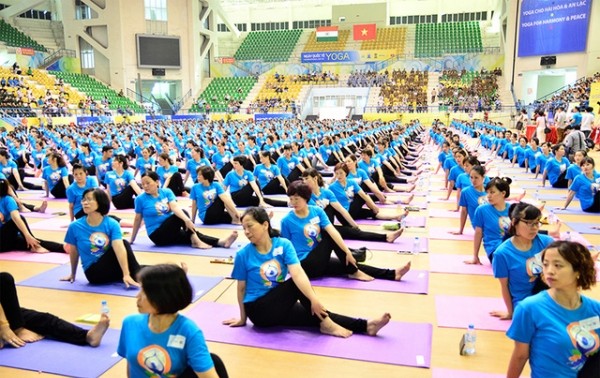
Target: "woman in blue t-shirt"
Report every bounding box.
[534,142,553,179]
[42,151,72,199]
[453,165,488,235]
[542,144,570,188]
[565,149,586,188]
[118,264,224,378]
[223,207,392,338]
[507,241,600,378]
[491,203,554,321]
[253,151,289,195]
[191,166,240,225]
[156,152,187,197]
[62,188,140,286]
[563,157,600,213]
[105,155,142,209]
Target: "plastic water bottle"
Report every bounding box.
[412,236,421,254]
[548,210,557,225]
[464,324,476,355]
[101,300,110,314]
[565,231,572,241]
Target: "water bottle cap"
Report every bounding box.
[101,300,107,305]
[468,324,474,329]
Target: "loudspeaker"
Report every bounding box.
[152,68,166,76]
[540,56,556,66]
[305,115,318,121]
[351,114,363,120]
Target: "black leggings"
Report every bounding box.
[551,171,569,189]
[83,240,141,284]
[167,172,186,196]
[261,178,288,195]
[244,279,367,332]
[7,170,40,190]
[148,214,219,247]
[112,186,136,209]
[203,197,233,225]
[0,216,64,253]
[230,185,288,207]
[348,195,377,220]
[50,175,73,199]
[324,205,387,242]
[584,191,600,213]
[0,272,88,345]
[179,354,229,378]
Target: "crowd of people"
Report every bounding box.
[436,69,501,113]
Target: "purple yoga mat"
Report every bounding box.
[0,328,121,377]
[428,254,492,276]
[379,201,428,209]
[311,270,429,294]
[564,224,600,236]
[28,217,72,231]
[432,368,510,378]
[435,295,509,332]
[346,237,429,253]
[428,227,474,241]
[552,207,592,216]
[428,209,460,219]
[0,251,69,264]
[18,193,69,202]
[536,194,571,201]
[187,302,432,368]
[132,234,243,258]
[355,216,427,228]
[20,211,57,219]
[18,263,223,300]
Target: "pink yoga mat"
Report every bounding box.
[311,270,429,294]
[428,227,474,241]
[355,216,427,228]
[29,217,134,231]
[560,231,592,245]
[346,237,429,253]
[187,302,433,368]
[435,295,509,332]
[428,209,460,219]
[0,251,69,264]
[20,212,57,219]
[428,254,492,276]
[432,368,508,378]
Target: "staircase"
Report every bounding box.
[427,71,441,111]
[365,87,381,112]
[155,96,174,115]
[496,76,516,109]
[13,18,62,52]
[289,30,309,62]
[241,76,266,109]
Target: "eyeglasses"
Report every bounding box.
[81,197,96,203]
[520,219,542,228]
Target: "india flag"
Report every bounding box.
[316,26,338,42]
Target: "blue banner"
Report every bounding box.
[254,113,295,121]
[301,51,360,63]
[171,114,206,121]
[77,116,113,126]
[145,115,170,121]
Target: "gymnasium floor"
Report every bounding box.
[2,138,599,378]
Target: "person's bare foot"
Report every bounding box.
[348,270,374,281]
[319,317,352,338]
[35,201,48,213]
[180,262,189,273]
[15,328,44,343]
[402,193,414,204]
[31,246,49,253]
[517,191,526,202]
[395,261,411,281]
[220,231,239,248]
[86,313,110,347]
[549,220,562,239]
[386,227,404,243]
[367,313,391,336]
[191,235,212,249]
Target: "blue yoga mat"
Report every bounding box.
[564,222,600,235]
[132,234,243,258]
[18,264,223,300]
[311,270,429,294]
[553,207,594,215]
[0,328,121,377]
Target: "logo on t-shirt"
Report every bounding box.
[304,223,321,248]
[202,188,217,206]
[525,253,543,281]
[89,232,109,254]
[137,345,174,377]
[260,259,283,287]
[155,199,170,215]
[566,321,600,371]
[498,216,510,236]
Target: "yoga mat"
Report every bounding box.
[432,368,508,378]
[195,218,282,230]
[132,234,243,258]
[435,295,509,332]
[187,302,432,368]
[311,270,429,294]
[536,194,570,201]
[17,193,68,202]
[520,184,557,190]
[346,237,429,253]
[564,223,600,236]
[20,212,57,219]
[0,328,121,377]
[0,251,69,264]
[428,227,474,241]
[18,264,223,300]
[427,198,455,203]
[354,216,427,228]
[29,217,77,231]
[428,209,460,219]
[428,254,492,276]
[553,207,593,216]
[379,201,428,210]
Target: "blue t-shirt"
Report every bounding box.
[253,164,280,189]
[308,188,339,209]
[185,158,211,183]
[448,165,465,183]
[64,216,122,271]
[458,186,488,226]
[231,237,300,303]
[134,188,176,235]
[135,156,155,176]
[347,169,370,185]
[535,153,552,173]
[190,182,224,222]
[280,205,331,261]
[94,157,112,181]
[328,179,363,210]
[118,314,214,377]
[472,203,510,257]
[545,157,570,185]
[492,234,554,308]
[77,151,97,169]
[42,166,68,192]
[525,147,542,171]
[570,172,600,211]
[0,195,19,227]
[105,170,135,196]
[507,292,600,378]
[276,155,300,177]
[211,151,232,170]
[223,170,255,193]
[0,159,17,178]
[156,165,179,186]
[66,177,99,216]
[565,164,582,182]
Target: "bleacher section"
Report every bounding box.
[50,71,145,113]
[303,30,350,52]
[234,30,302,62]
[379,70,428,111]
[360,26,407,53]
[191,77,256,113]
[0,19,46,52]
[31,69,85,106]
[415,21,482,57]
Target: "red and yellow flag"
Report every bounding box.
[353,23,376,40]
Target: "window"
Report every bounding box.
[420,15,426,23]
[144,0,167,21]
[81,49,95,69]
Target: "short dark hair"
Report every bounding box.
[508,202,541,236]
[334,162,349,174]
[142,171,160,183]
[580,156,595,168]
[198,165,215,183]
[233,155,247,166]
[241,207,280,238]
[287,180,312,202]
[485,177,512,198]
[541,241,596,290]
[82,188,111,215]
[72,163,86,173]
[138,264,193,314]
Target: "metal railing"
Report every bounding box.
[173,89,192,114]
[42,49,76,68]
[126,88,162,115]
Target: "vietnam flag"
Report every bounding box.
[353,23,376,40]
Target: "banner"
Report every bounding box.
[301,51,360,63]
[254,113,295,121]
[353,23,376,41]
[590,82,600,119]
[359,49,397,62]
